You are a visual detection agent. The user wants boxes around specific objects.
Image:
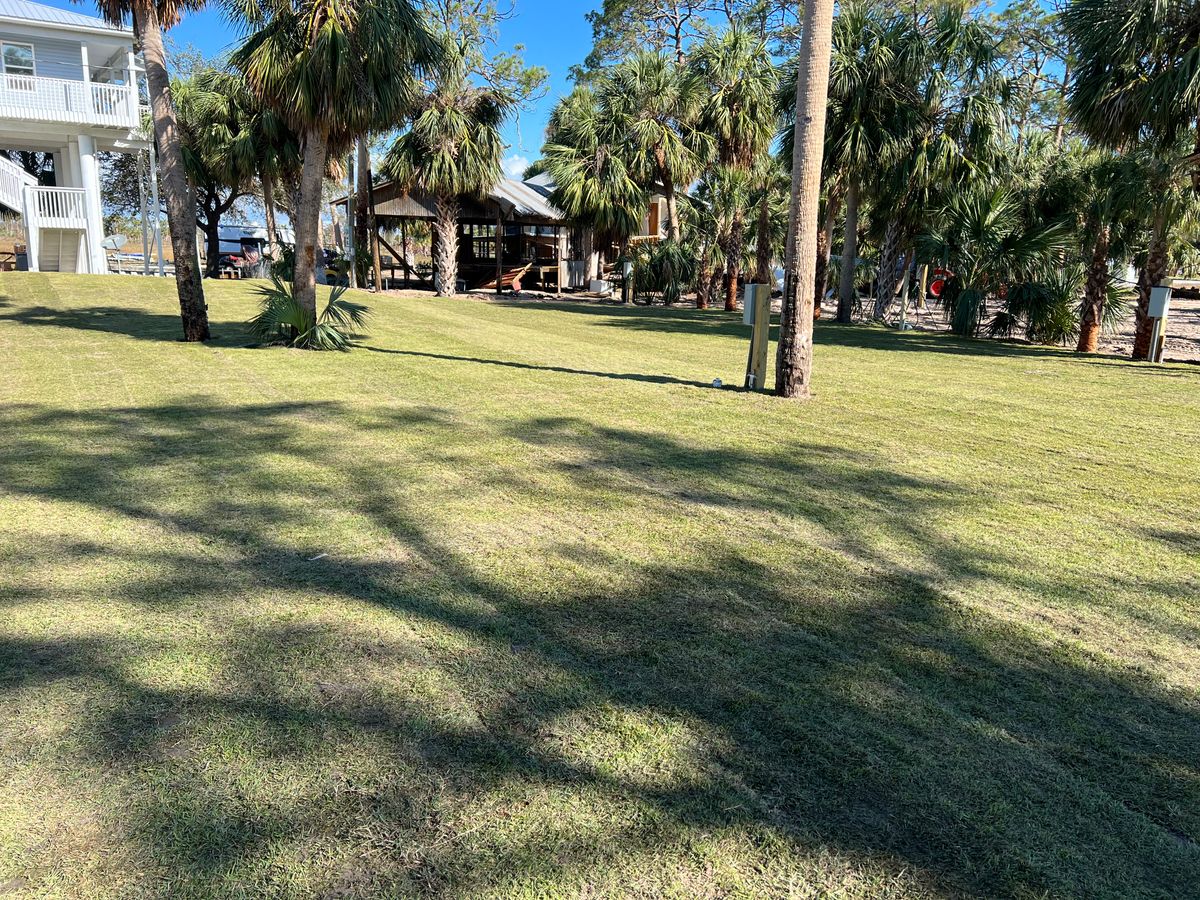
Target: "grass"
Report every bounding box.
[0,272,1198,898]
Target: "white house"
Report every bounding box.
[0,0,147,273]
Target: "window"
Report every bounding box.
[2,42,35,79]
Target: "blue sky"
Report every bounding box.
[48,0,595,173]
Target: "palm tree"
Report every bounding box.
[602,52,710,240]
[542,86,647,280]
[689,29,777,311]
[1040,146,1137,352]
[92,0,208,340]
[750,152,788,285]
[382,49,514,296]
[812,3,1007,324]
[172,73,257,276]
[698,163,752,303]
[230,0,441,322]
[1065,0,1200,358]
[821,3,916,323]
[775,0,836,399]
[869,9,1009,321]
[919,186,1072,336]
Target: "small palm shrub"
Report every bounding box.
[248,275,370,351]
[988,265,1080,346]
[632,239,696,305]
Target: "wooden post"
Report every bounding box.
[554,225,561,296]
[137,150,149,276]
[400,217,408,285]
[366,167,382,291]
[495,209,503,296]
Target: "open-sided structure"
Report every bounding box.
[332,175,573,293]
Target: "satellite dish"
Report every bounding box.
[101,234,128,251]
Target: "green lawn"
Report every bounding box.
[0,273,1198,898]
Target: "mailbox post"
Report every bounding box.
[743,283,772,390]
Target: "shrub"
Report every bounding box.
[248,275,370,351]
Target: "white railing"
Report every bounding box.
[0,155,37,213]
[26,187,87,229]
[0,74,138,128]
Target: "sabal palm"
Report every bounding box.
[920,186,1071,336]
[601,52,711,239]
[543,86,646,256]
[189,68,299,256]
[820,2,1008,321]
[91,0,209,340]
[382,49,514,296]
[1039,145,1140,351]
[689,28,778,310]
[1065,0,1200,358]
[1065,0,1200,152]
[173,72,262,275]
[229,0,441,320]
[817,2,923,321]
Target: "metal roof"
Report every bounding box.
[0,0,128,33]
[335,176,567,224]
[491,177,563,221]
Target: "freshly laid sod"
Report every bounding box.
[0,273,1198,898]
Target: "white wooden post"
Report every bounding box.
[20,185,39,272]
[137,150,149,275]
[77,134,107,273]
[126,48,138,127]
[79,44,90,117]
[149,141,164,275]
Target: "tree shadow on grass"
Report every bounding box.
[490,299,1099,362]
[0,298,259,346]
[0,400,1198,896]
[364,347,725,389]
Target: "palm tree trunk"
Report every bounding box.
[292,126,329,322]
[203,214,221,279]
[433,195,459,296]
[754,190,772,284]
[837,182,858,323]
[1132,213,1167,360]
[582,228,597,282]
[134,2,208,341]
[709,266,723,308]
[774,0,835,399]
[660,166,679,239]
[355,140,371,285]
[261,168,279,263]
[723,211,744,311]
[813,182,842,320]
[1077,223,1110,353]
[366,165,383,292]
[874,219,899,318]
[697,251,711,309]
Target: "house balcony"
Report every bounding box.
[26,185,87,229]
[0,73,140,129]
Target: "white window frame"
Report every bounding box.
[1,42,36,87]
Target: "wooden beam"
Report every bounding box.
[495,210,503,296]
[378,231,424,282]
[554,225,561,296]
